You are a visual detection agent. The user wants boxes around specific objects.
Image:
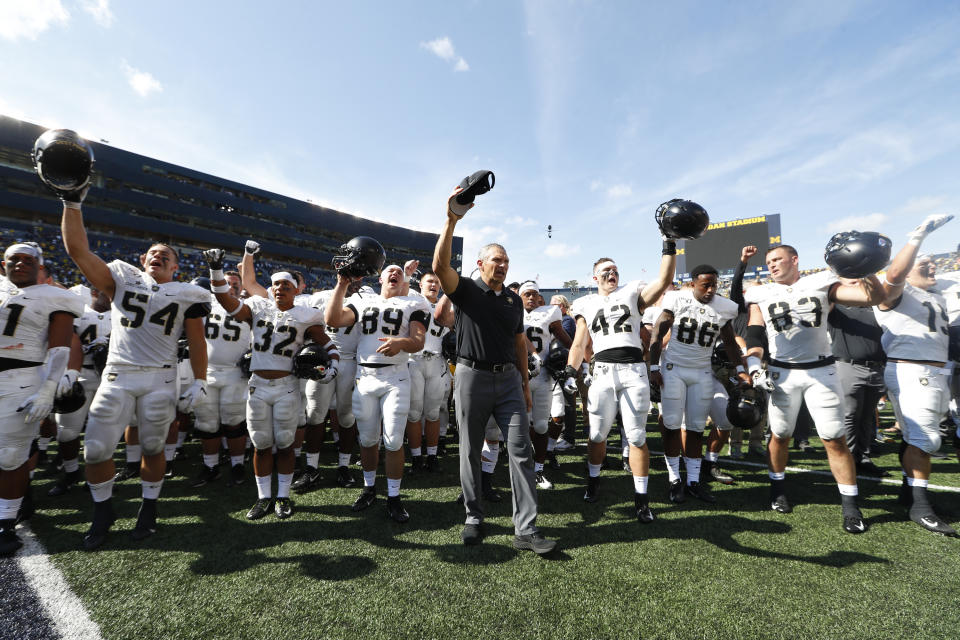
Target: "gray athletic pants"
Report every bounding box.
[455,363,539,535]
[837,361,884,462]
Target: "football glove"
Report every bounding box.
[17,380,57,423]
[57,369,80,397]
[528,353,542,378]
[751,369,775,392]
[907,214,953,246]
[178,379,208,413]
[61,185,89,209]
[203,248,225,270]
[244,240,261,256]
[562,365,579,394]
[316,361,339,384]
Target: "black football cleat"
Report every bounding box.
[228,463,245,486]
[771,494,793,514]
[668,479,686,504]
[386,496,410,523]
[291,466,321,493]
[0,519,22,557]
[246,498,273,521]
[163,460,176,479]
[352,487,377,512]
[274,497,294,520]
[910,509,957,537]
[705,460,734,485]
[190,464,220,488]
[686,481,717,504]
[83,501,117,551]
[635,494,654,524]
[842,514,868,534]
[130,499,158,541]
[583,476,600,503]
[407,456,424,476]
[48,469,83,497]
[546,451,560,470]
[114,462,140,482]
[15,488,34,524]
[336,465,357,488]
[424,454,439,472]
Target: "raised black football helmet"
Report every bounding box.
[292,344,332,380]
[53,381,86,414]
[824,231,892,279]
[655,199,710,240]
[726,385,768,429]
[455,170,495,205]
[32,129,95,199]
[332,236,386,278]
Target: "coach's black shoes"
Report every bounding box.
[352,487,377,512]
[274,498,294,520]
[668,479,686,504]
[386,496,409,523]
[246,498,273,521]
[461,523,484,546]
[513,532,557,555]
[0,519,22,557]
[583,476,600,503]
[131,499,158,541]
[770,495,792,514]
[83,500,117,551]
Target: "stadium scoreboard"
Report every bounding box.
[676,213,781,279]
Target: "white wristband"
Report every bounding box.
[211,283,230,293]
[63,201,82,211]
[210,269,224,281]
[649,364,660,372]
[746,356,762,374]
[735,365,746,374]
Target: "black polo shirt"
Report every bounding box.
[828,304,885,362]
[447,275,524,365]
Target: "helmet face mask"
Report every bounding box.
[32,129,95,197]
[655,199,710,240]
[332,236,386,278]
[824,231,892,279]
[293,344,332,380]
[726,386,768,429]
[53,381,87,414]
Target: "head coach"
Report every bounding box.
[432,184,556,555]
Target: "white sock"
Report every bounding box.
[769,471,785,481]
[387,477,401,497]
[277,473,293,498]
[481,440,499,474]
[89,479,114,502]
[363,470,376,487]
[141,479,163,500]
[684,457,701,484]
[38,437,50,451]
[588,463,602,478]
[0,497,23,520]
[632,475,649,494]
[164,444,176,462]
[306,452,320,469]
[230,455,244,467]
[426,446,437,456]
[339,453,351,467]
[837,483,858,496]
[705,451,719,462]
[907,477,928,488]
[665,456,681,483]
[63,457,79,473]
[202,453,219,468]
[410,447,421,458]
[126,444,141,464]
[255,474,272,499]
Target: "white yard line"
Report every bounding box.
[15,523,104,640]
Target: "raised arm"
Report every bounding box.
[324,274,359,328]
[830,275,885,307]
[434,294,455,328]
[880,214,953,308]
[639,242,677,311]
[730,245,757,312]
[432,188,470,296]
[204,249,252,323]
[240,240,269,299]
[60,201,115,298]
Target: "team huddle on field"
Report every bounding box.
[0,130,956,557]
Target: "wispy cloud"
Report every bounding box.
[606,184,632,199]
[81,0,114,27]
[544,242,580,258]
[823,213,888,234]
[0,0,69,41]
[121,60,162,97]
[420,37,469,72]
[504,215,538,227]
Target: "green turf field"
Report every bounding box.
[26,411,960,640]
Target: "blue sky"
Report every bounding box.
[2,1,959,287]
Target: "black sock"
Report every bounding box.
[769,478,786,499]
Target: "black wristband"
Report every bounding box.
[662,239,677,256]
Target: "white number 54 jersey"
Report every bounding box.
[743,270,837,363]
[107,261,212,368]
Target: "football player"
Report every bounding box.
[192,271,252,488]
[876,214,955,535]
[648,264,750,503]
[0,243,80,556]
[405,271,452,474]
[744,244,884,533]
[325,264,429,523]
[519,281,572,489]
[564,227,678,521]
[61,197,211,550]
[49,284,111,496]
[205,250,337,520]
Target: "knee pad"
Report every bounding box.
[0,445,28,471]
[57,422,83,443]
[140,432,167,456]
[274,426,296,450]
[626,431,647,448]
[83,438,112,465]
[247,424,274,450]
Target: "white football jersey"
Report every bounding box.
[0,284,83,362]
[524,304,562,358]
[874,284,949,362]
[661,290,739,368]
[347,294,432,365]
[309,289,371,356]
[206,300,252,367]
[932,271,960,326]
[106,261,212,368]
[743,270,837,363]
[416,299,449,355]
[571,280,646,357]
[642,305,662,326]
[76,307,112,368]
[245,296,325,372]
